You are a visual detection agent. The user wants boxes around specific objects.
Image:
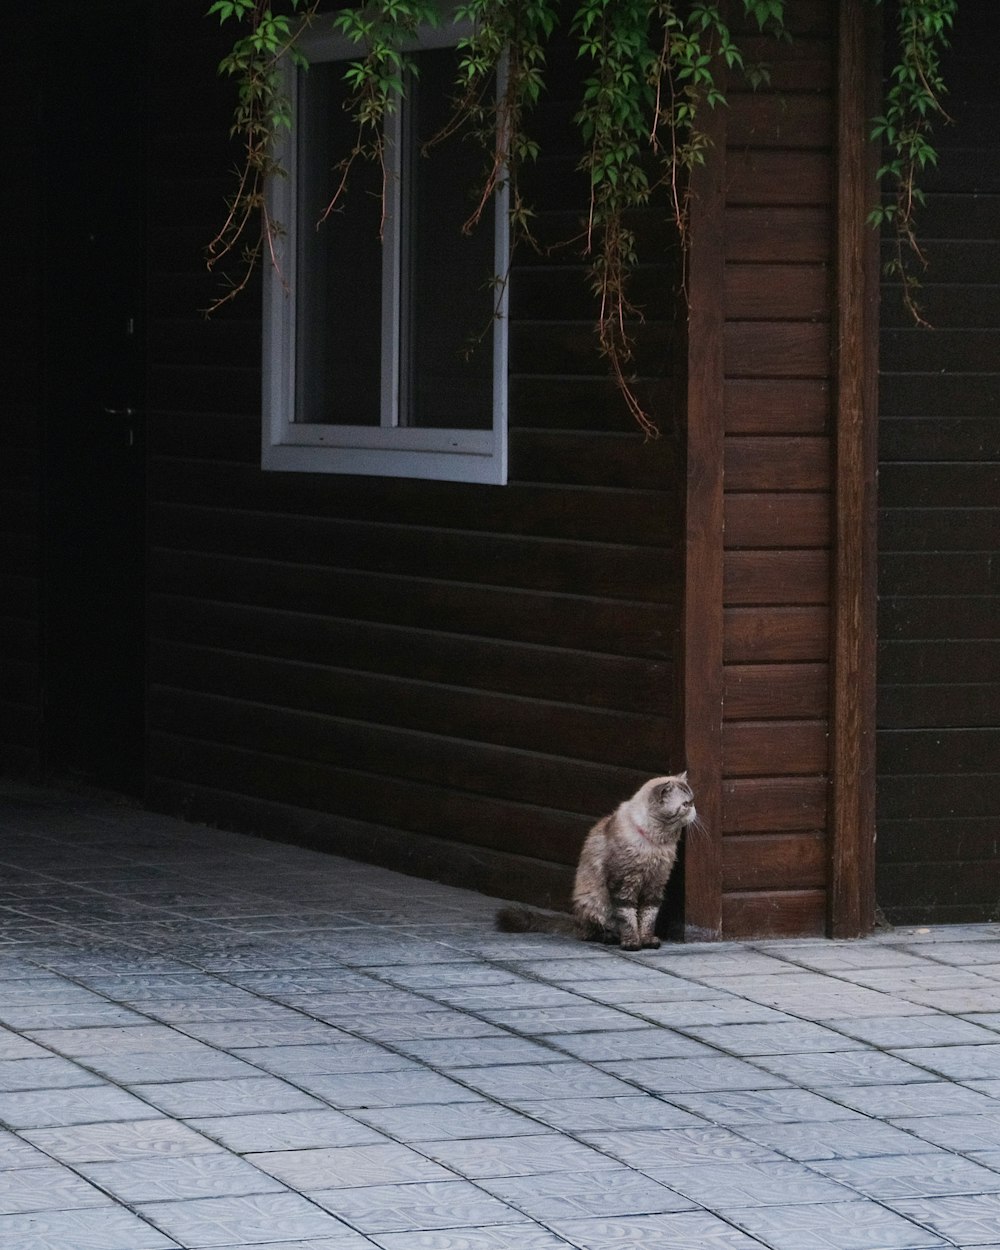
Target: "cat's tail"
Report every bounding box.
[495,905,577,936]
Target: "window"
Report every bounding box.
[263,19,509,483]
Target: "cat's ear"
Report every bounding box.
[678,771,688,784]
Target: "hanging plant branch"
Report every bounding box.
[205,0,319,310]
[869,0,957,326]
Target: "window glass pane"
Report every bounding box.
[295,61,382,425]
[403,48,495,430]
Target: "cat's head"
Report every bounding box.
[646,772,696,830]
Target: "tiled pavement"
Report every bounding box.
[1,782,1000,1249]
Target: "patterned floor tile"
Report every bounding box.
[370,1224,571,1249]
[77,1153,286,1202]
[599,1055,791,1094]
[189,1108,387,1153]
[249,1141,453,1189]
[0,1164,111,1214]
[669,1087,863,1126]
[510,1094,702,1132]
[824,1013,1000,1048]
[652,1159,854,1208]
[0,1205,179,1250]
[171,1018,347,1048]
[736,1118,948,1161]
[136,1192,358,1247]
[296,1069,483,1108]
[548,1027,713,1061]
[543,1211,767,1249]
[478,1167,694,1219]
[312,1179,524,1233]
[891,1112,1000,1152]
[889,1193,1000,1246]
[232,1040,417,1077]
[418,1133,619,1179]
[726,1199,946,1249]
[825,1080,1000,1119]
[0,1030,49,1060]
[0,1056,106,1091]
[749,1049,934,1087]
[322,1011,507,1043]
[814,1151,1000,1200]
[892,1044,1000,1081]
[25,1024,212,1056]
[0,1084,155,1129]
[474,1006,639,1034]
[580,1126,783,1168]
[681,1020,865,1056]
[632,999,794,1028]
[394,1035,563,1067]
[129,1075,324,1118]
[22,1117,223,1163]
[459,1061,636,1102]
[352,1100,542,1142]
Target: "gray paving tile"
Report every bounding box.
[750,1049,935,1087]
[814,1152,1000,1200]
[419,1132,619,1179]
[726,1199,946,1249]
[321,1010,507,1043]
[0,1164,112,1213]
[510,1094,702,1132]
[668,1087,863,1126]
[136,1192,358,1247]
[129,1075,325,1118]
[459,1061,636,1101]
[0,1056,105,1091]
[659,1158,856,1207]
[578,1126,782,1168]
[393,1035,563,1067]
[76,1153,286,1201]
[0,1028,49,1059]
[0,1083,156,1128]
[892,1043,1000,1080]
[682,1020,865,1055]
[22,1117,223,1162]
[0,1205,179,1250]
[190,1108,387,1152]
[473,1005,640,1034]
[478,1167,693,1219]
[172,1018,349,1048]
[891,1113,1000,1152]
[631,999,795,1027]
[599,1055,792,1094]
[296,1069,483,1108]
[232,1040,417,1076]
[254,1141,455,1191]
[25,1023,215,1056]
[824,1080,1000,1119]
[212,1240,372,1250]
[546,1027,712,1060]
[352,1100,542,1141]
[735,1118,949,1161]
[312,1179,523,1233]
[890,1193,1000,1246]
[830,1012,1000,1047]
[543,1211,767,1249]
[371,1226,571,1250]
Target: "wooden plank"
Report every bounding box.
[725,494,831,549]
[721,889,826,936]
[724,551,830,605]
[878,462,1000,509]
[878,507,1000,553]
[725,264,830,320]
[148,690,647,821]
[722,719,829,776]
[724,607,829,663]
[880,418,1000,461]
[724,437,831,491]
[150,595,675,715]
[879,552,994,597]
[681,45,728,942]
[875,818,1000,864]
[729,38,833,91]
[726,207,832,263]
[879,596,998,641]
[723,663,828,720]
[877,771,1000,821]
[722,832,827,891]
[149,505,681,603]
[725,380,831,434]
[727,95,833,149]
[150,551,677,659]
[878,639,1000,687]
[724,322,831,379]
[510,319,675,377]
[508,430,681,490]
[877,728,1000,777]
[509,376,676,433]
[880,684,1000,730]
[149,640,675,771]
[722,776,828,833]
[830,0,880,936]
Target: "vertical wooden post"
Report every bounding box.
[830,0,880,937]
[682,91,728,943]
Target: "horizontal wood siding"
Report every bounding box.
[0,18,44,774]
[877,7,1000,925]
[718,2,836,936]
[144,9,684,905]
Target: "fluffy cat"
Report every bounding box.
[496,772,696,950]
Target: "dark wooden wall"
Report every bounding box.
[877,5,1000,924]
[0,17,45,776]
[143,7,685,906]
[685,1,837,938]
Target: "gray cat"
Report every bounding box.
[496,773,696,950]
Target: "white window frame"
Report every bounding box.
[263,20,509,484]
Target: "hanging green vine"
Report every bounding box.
[869,0,957,326]
[206,0,958,431]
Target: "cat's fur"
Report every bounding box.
[496,773,696,950]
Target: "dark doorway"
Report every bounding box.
[42,1,148,794]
